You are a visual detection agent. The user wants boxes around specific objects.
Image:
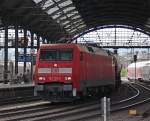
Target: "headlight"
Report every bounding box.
[38,77,46,80]
[68,77,72,80]
[65,77,72,81]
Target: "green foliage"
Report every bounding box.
[121,68,127,77]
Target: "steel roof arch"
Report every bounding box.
[72,24,150,42]
[1,0,150,43]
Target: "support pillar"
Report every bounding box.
[23,29,27,73]
[30,32,34,81]
[15,25,18,75]
[4,25,8,83]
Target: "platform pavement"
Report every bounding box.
[0,83,34,89]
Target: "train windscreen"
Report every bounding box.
[40,49,73,61]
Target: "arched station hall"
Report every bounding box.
[0,0,150,83]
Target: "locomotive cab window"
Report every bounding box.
[40,49,57,61]
[40,49,73,61]
[59,49,73,61]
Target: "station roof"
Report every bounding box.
[0,0,150,43]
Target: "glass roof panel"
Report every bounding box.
[70,28,77,33]
[33,0,87,34]
[55,0,61,2]
[71,15,80,20]
[78,25,86,29]
[33,0,42,3]
[64,24,71,28]
[75,23,85,28]
[59,16,67,20]
[59,1,72,7]
[67,13,75,18]
[61,20,70,25]
[52,14,61,19]
[73,19,82,24]
[63,7,75,13]
[47,6,59,14]
[42,0,54,9]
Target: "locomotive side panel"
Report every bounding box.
[78,49,116,91]
[84,53,115,87]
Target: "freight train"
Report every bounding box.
[34,44,121,102]
[127,61,150,82]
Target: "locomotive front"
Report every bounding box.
[34,44,78,102]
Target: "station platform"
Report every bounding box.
[0,83,35,99]
[0,83,34,89]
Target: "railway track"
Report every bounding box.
[0,100,98,121]
[0,96,41,106]
[0,82,149,121]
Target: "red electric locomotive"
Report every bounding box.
[34,44,121,102]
